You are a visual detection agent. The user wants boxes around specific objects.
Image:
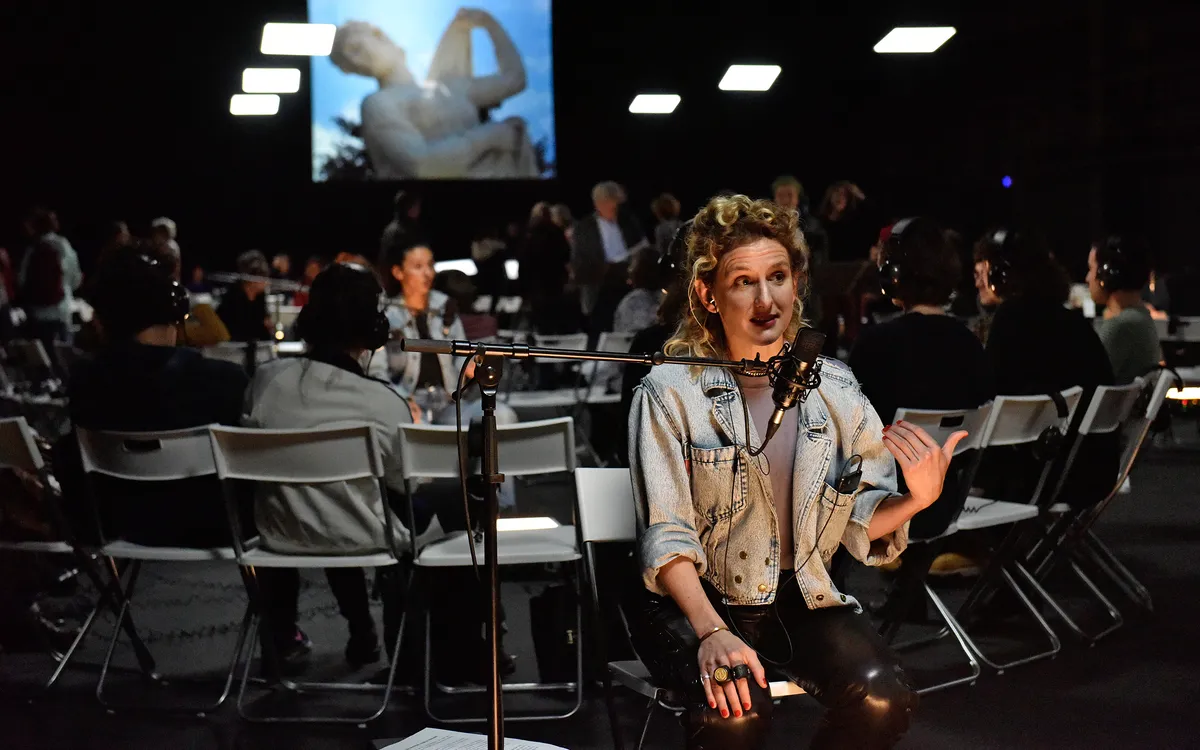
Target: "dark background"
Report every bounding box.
[3,0,1197,279]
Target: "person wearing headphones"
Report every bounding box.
[631,195,966,750]
[849,218,994,545]
[61,250,249,546]
[1087,237,1163,385]
[971,229,1118,510]
[243,262,432,668]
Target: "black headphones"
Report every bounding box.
[295,263,390,352]
[656,219,692,292]
[1094,236,1150,292]
[878,217,917,300]
[1032,389,1071,464]
[94,252,189,338]
[984,228,1025,298]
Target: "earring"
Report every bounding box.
[708,297,718,313]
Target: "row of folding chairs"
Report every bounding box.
[0,415,582,725]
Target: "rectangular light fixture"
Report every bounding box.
[242,68,301,94]
[497,516,561,532]
[260,22,336,56]
[504,259,519,281]
[1167,387,1200,401]
[873,26,956,54]
[629,94,680,114]
[230,94,280,116]
[718,64,781,91]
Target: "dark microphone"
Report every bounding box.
[762,327,826,448]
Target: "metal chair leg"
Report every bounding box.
[905,585,982,695]
[1015,557,1123,645]
[636,696,657,750]
[960,565,1061,674]
[1081,531,1153,613]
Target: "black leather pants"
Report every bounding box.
[633,576,917,750]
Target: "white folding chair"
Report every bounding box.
[881,402,994,694]
[207,423,408,724]
[1010,380,1146,643]
[495,296,524,315]
[76,425,251,713]
[473,295,494,314]
[575,468,805,750]
[1044,371,1177,619]
[945,387,1083,672]
[397,418,583,723]
[0,418,156,692]
[579,331,637,406]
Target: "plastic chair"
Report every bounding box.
[207,423,408,724]
[579,331,637,406]
[942,387,1084,673]
[397,418,583,723]
[574,468,806,750]
[75,425,252,713]
[200,341,277,369]
[0,417,157,693]
[879,402,994,694]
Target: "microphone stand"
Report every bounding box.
[401,337,777,750]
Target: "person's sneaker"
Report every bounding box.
[277,627,314,666]
[346,632,381,668]
[928,553,982,577]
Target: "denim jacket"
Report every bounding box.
[385,289,469,396]
[629,356,905,609]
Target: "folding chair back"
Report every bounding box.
[77,425,215,481]
[893,402,993,457]
[495,296,523,314]
[0,416,45,473]
[574,467,637,544]
[397,417,575,480]
[581,332,637,402]
[201,341,277,367]
[1075,381,1145,436]
[208,423,384,484]
[473,294,494,313]
[979,386,1083,448]
[1154,316,1200,342]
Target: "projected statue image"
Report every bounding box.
[330,8,539,179]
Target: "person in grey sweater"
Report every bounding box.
[1087,237,1163,385]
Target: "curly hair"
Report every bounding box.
[664,194,809,359]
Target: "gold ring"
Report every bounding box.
[712,665,732,684]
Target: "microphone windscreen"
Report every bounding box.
[792,328,826,364]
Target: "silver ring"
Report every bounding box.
[699,672,710,682]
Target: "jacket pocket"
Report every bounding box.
[815,482,854,558]
[688,445,743,524]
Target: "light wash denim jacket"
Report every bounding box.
[629,356,905,609]
[384,289,469,397]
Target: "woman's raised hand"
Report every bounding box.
[883,420,967,508]
[697,630,768,719]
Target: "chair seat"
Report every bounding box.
[585,392,621,405]
[417,527,580,568]
[101,540,238,561]
[955,496,1038,531]
[910,522,959,544]
[240,547,399,569]
[1049,503,1071,514]
[0,539,73,554]
[609,659,805,701]
[500,390,578,410]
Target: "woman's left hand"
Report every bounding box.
[883,420,967,508]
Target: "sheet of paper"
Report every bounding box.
[379,727,568,750]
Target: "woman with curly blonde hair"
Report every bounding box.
[629,194,965,749]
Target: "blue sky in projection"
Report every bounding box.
[308,0,554,180]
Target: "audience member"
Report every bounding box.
[849,217,994,538]
[381,241,473,397]
[217,250,273,341]
[549,203,575,243]
[95,220,133,273]
[244,262,427,668]
[650,193,682,256]
[1087,236,1163,384]
[772,175,826,262]
[471,225,510,298]
[973,228,1118,510]
[521,202,576,334]
[613,248,664,333]
[571,181,648,329]
[0,248,14,342]
[149,217,181,280]
[58,251,248,546]
[18,207,83,350]
[378,189,424,271]
[291,255,325,306]
[186,265,211,294]
[271,253,293,281]
[819,180,873,262]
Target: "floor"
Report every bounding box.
[3,437,1200,750]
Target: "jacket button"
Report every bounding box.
[757,583,768,593]
[765,558,771,566]
[734,575,743,584]
[739,551,748,560]
[840,594,847,602]
[816,594,824,602]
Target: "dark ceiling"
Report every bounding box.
[4,0,1198,275]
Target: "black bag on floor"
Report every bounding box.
[529,584,578,683]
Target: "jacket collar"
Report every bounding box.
[700,365,829,432]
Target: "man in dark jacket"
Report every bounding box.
[58,250,250,546]
[570,181,648,332]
